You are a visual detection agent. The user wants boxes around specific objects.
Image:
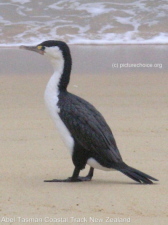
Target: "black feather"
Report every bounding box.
[58,91,123,167]
[119,164,158,184]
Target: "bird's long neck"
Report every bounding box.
[58,52,72,91]
[49,49,72,92]
[44,51,72,118]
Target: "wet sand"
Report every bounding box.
[0,46,168,224]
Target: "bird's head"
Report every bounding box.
[20,40,72,71]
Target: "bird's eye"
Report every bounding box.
[37,45,45,50]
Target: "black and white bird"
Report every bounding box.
[20,40,158,184]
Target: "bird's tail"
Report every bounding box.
[118,163,158,184]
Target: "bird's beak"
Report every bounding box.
[20,45,44,55]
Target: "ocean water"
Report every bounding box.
[0,0,168,46]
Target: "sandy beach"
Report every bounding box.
[0,46,168,224]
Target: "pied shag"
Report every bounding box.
[20,40,158,184]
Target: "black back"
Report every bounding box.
[58,91,123,168]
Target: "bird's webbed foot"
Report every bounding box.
[44,177,82,182]
[44,167,94,182]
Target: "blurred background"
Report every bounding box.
[0,0,168,46]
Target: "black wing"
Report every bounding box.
[58,92,123,164]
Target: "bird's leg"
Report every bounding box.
[44,167,94,182]
[78,167,94,181]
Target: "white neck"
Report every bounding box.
[44,72,59,117]
[44,47,65,117]
[44,46,64,104]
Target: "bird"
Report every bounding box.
[20,40,158,184]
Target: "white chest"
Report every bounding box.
[44,73,74,155]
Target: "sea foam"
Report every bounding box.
[0,0,167,46]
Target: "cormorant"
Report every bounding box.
[20,40,158,184]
